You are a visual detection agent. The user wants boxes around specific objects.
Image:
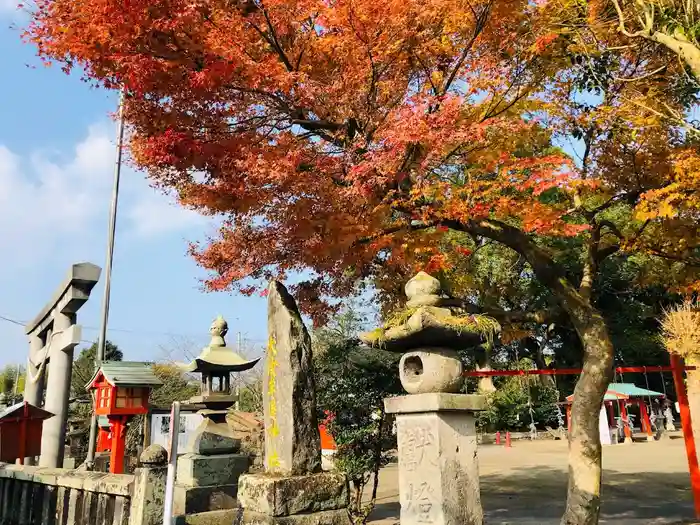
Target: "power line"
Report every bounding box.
[0,312,267,343]
[0,314,23,326]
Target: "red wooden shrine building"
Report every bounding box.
[87,361,162,473]
[0,401,53,465]
[565,382,665,442]
[464,358,700,518]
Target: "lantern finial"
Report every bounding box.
[209,315,228,347]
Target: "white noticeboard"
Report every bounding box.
[150,412,203,454]
[599,405,612,445]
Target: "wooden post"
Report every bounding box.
[619,401,632,443]
[606,401,615,428]
[142,409,152,450]
[109,416,128,474]
[639,400,654,441]
[17,402,28,466]
[670,353,700,519]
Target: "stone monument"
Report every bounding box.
[236,281,350,525]
[22,262,101,467]
[174,316,261,514]
[360,272,497,525]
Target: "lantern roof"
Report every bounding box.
[178,315,260,373]
[86,361,163,391]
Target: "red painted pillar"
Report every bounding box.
[17,402,28,465]
[634,400,645,433]
[639,400,654,441]
[566,404,572,433]
[109,416,128,474]
[670,353,700,519]
[495,431,501,445]
[619,401,632,443]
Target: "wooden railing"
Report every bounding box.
[0,445,167,525]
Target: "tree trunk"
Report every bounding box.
[532,341,556,389]
[454,218,617,525]
[559,308,614,525]
[476,345,497,393]
[370,408,386,503]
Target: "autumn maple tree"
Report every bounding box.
[23,0,700,523]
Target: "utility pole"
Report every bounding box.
[235,332,242,410]
[86,87,126,467]
[13,365,19,394]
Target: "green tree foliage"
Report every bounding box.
[477,378,560,432]
[314,310,402,525]
[70,341,123,400]
[441,231,682,398]
[126,364,199,457]
[0,365,25,404]
[238,378,263,414]
[148,363,199,408]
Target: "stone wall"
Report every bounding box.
[0,451,166,525]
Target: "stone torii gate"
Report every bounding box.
[22,262,101,467]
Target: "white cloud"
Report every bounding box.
[126,187,205,238]
[0,122,206,269]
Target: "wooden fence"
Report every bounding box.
[0,448,166,525]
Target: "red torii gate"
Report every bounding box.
[464,358,700,519]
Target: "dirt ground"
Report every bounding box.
[366,436,696,525]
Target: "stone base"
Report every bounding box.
[175,509,238,525]
[385,392,485,525]
[177,452,250,486]
[384,392,486,414]
[237,472,348,517]
[187,417,241,454]
[173,483,238,515]
[173,450,250,514]
[240,509,350,525]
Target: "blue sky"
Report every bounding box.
[0,7,269,367]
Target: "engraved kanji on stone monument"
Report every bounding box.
[237,280,349,525]
[264,281,321,475]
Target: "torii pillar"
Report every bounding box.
[23,263,101,467]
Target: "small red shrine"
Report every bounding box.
[566,382,665,442]
[87,361,162,473]
[0,401,54,464]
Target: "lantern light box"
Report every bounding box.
[87,361,162,473]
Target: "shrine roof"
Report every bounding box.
[86,361,163,390]
[606,383,665,398]
[0,401,54,422]
[566,382,665,402]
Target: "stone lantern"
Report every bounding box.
[181,315,260,419]
[360,272,499,525]
[174,316,260,515]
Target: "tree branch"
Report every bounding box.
[353,221,437,246]
[579,224,601,302]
